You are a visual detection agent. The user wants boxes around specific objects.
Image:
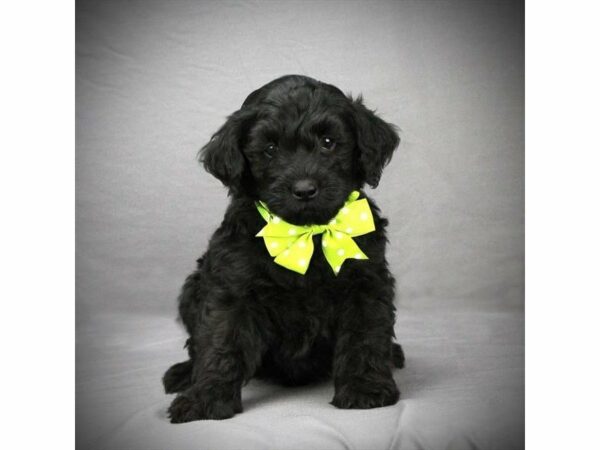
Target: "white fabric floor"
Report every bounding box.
[77,307,523,450]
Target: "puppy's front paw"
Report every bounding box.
[168,391,240,423]
[168,394,204,423]
[331,379,400,409]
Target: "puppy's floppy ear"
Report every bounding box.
[351,96,400,188]
[200,108,255,191]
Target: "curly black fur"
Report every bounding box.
[163,75,403,423]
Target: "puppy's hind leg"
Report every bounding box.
[391,343,405,369]
[163,360,193,394]
[164,337,196,394]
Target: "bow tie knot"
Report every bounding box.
[256,191,376,275]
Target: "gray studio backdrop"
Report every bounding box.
[77,0,523,320]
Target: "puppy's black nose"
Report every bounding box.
[292,179,318,200]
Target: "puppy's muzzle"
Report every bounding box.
[292,178,319,201]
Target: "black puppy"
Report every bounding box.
[163,75,404,423]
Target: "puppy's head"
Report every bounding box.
[201,75,399,225]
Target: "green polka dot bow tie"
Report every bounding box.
[255,191,376,275]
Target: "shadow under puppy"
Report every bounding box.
[163,75,404,423]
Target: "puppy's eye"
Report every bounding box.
[264,143,277,158]
[320,136,336,151]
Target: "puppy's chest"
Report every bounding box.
[259,283,337,355]
[252,235,355,354]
